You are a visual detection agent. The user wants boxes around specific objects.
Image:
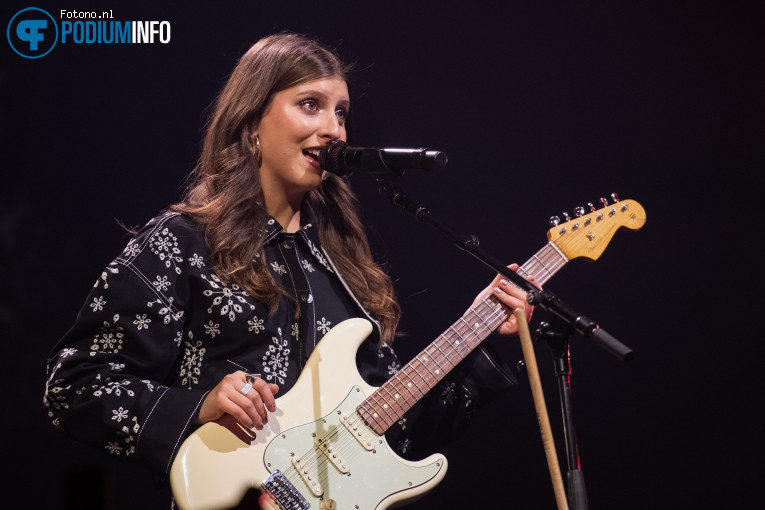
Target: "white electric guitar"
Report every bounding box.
[170,197,646,510]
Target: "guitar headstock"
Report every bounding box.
[547,194,646,261]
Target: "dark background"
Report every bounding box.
[2,1,762,508]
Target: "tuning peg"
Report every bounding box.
[588,202,596,212]
[611,192,620,202]
[563,212,571,222]
[599,197,608,208]
[549,216,560,227]
[574,206,585,217]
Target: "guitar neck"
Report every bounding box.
[357,241,569,435]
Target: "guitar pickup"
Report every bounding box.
[340,413,375,451]
[314,436,349,473]
[291,455,323,497]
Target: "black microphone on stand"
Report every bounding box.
[318,140,447,179]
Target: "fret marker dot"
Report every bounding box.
[395,394,400,399]
[456,341,460,345]
[383,404,388,409]
[407,383,412,387]
[373,413,378,418]
[475,323,479,328]
[435,369,440,375]
[423,356,428,361]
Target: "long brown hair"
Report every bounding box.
[172,33,400,344]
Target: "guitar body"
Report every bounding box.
[170,318,448,510]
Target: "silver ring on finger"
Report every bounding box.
[240,382,252,395]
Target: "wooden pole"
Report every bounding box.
[514,308,570,510]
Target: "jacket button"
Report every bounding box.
[282,239,294,249]
[301,293,313,303]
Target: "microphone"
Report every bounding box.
[318,141,447,179]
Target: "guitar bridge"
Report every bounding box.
[261,470,310,510]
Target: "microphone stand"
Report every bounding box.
[374,179,633,510]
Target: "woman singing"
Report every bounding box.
[45,33,535,508]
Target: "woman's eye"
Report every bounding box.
[336,108,348,124]
[299,99,319,112]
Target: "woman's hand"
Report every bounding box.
[472,264,540,336]
[198,371,279,430]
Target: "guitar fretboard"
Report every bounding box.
[357,241,569,435]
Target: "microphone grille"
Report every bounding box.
[318,141,348,176]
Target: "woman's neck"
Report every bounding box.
[265,190,304,234]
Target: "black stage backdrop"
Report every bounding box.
[2,1,762,509]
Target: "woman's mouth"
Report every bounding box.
[303,148,321,169]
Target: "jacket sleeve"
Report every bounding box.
[363,341,517,461]
[43,214,209,476]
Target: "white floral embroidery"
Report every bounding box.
[90,296,106,312]
[108,416,140,456]
[112,407,129,422]
[387,360,401,375]
[270,262,287,276]
[149,227,184,274]
[146,297,184,326]
[291,322,299,338]
[398,437,412,454]
[152,275,171,292]
[317,317,332,335]
[201,273,255,322]
[398,418,408,431]
[180,332,205,388]
[204,320,221,338]
[60,348,77,358]
[91,315,124,357]
[303,238,333,273]
[92,377,135,398]
[133,314,151,330]
[262,328,290,384]
[96,263,119,289]
[109,363,125,372]
[189,253,205,268]
[122,240,140,258]
[301,259,315,272]
[248,316,265,334]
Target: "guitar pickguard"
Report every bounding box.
[264,386,445,509]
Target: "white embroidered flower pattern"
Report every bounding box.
[91,315,124,357]
[122,240,140,258]
[270,262,287,276]
[248,316,265,334]
[133,314,151,330]
[149,227,184,274]
[152,275,171,292]
[262,328,290,384]
[317,317,332,335]
[189,253,205,268]
[146,298,183,325]
[301,259,315,272]
[387,360,401,376]
[180,333,205,388]
[90,296,106,312]
[112,407,129,422]
[204,320,221,338]
[201,273,255,322]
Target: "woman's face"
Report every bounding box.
[256,76,349,201]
